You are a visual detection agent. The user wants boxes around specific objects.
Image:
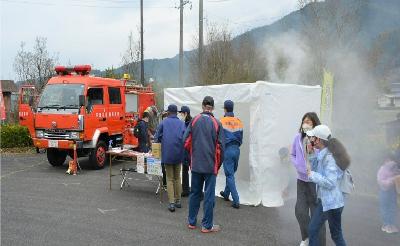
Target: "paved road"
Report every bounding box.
[1,154,399,246]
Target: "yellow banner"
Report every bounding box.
[321,69,334,125]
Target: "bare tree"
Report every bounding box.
[13,42,33,84]
[189,23,232,85]
[121,30,141,81]
[32,37,58,91]
[298,0,364,83]
[203,23,233,84]
[189,23,267,85]
[230,33,267,82]
[13,37,58,92]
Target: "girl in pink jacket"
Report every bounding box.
[377,151,400,234]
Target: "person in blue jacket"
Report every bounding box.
[219,100,243,209]
[184,96,225,233]
[306,125,350,246]
[154,104,186,212]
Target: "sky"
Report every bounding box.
[0,0,299,80]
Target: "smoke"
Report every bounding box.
[261,29,392,196]
[263,31,311,85]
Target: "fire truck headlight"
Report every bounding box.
[70,132,80,140]
[35,130,44,138]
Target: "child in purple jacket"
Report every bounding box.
[291,112,325,246]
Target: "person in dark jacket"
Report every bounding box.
[184,96,225,233]
[219,100,243,209]
[179,105,192,197]
[137,112,150,153]
[154,104,186,212]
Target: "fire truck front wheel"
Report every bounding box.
[47,148,68,166]
[89,140,108,169]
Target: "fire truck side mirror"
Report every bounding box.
[79,95,85,107]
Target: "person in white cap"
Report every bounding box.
[305,125,351,246]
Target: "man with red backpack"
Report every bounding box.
[184,96,225,233]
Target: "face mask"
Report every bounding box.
[302,123,312,132]
[178,114,185,121]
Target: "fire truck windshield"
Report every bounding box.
[38,84,84,111]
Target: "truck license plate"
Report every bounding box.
[48,140,58,148]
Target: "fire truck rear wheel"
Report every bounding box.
[47,148,68,166]
[89,140,108,169]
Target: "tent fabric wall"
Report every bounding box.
[164,81,321,207]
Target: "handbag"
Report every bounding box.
[321,152,355,195]
[340,169,355,195]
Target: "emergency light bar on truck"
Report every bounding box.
[55,65,91,76]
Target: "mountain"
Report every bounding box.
[105,0,400,86]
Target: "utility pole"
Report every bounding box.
[178,1,191,88]
[199,0,203,84]
[140,0,144,86]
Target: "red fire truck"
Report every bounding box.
[19,65,156,169]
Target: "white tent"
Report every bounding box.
[164,81,321,207]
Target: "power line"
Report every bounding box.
[0,0,175,9]
[70,0,174,3]
[207,0,232,3]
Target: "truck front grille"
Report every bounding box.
[44,130,70,139]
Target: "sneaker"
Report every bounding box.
[187,224,197,230]
[219,191,229,201]
[201,224,221,233]
[299,238,309,246]
[386,225,399,234]
[232,203,240,209]
[168,203,175,212]
[381,225,389,232]
[175,200,182,208]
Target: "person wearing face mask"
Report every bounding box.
[291,112,325,246]
[306,125,350,246]
[179,105,192,197]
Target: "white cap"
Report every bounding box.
[306,125,332,141]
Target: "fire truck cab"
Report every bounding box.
[19,65,156,169]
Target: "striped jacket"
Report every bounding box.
[220,112,243,147]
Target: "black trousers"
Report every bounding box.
[295,179,326,245]
[161,164,166,186]
[182,164,190,194]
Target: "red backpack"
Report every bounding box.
[184,114,222,175]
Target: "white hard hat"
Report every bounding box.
[306,125,332,141]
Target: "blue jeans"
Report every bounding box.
[309,201,346,246]
[188,172,216,230]
[222,145,240,205]
[379,186,398,225]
